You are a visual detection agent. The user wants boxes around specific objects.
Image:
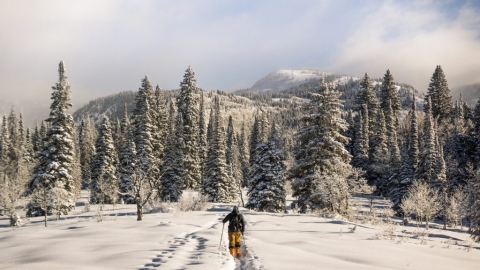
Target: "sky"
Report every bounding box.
[0,0,479,122]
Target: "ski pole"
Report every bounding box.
[219,223,225,249]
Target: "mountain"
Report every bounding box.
[239,69,331,93]
[451,82,480,106]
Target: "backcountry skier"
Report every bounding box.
[222,206,245,258]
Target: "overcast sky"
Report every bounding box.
[1,0,479,120]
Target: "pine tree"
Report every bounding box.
[152,85,168,162]
[352,111,369,170]
[79,116,96,189]
[288,79,351,213]
[356,73,379,137]
[26,61,76,219]
[201,96,234,202]
[177,66,201,189]
[370,110,389,196]
[246,121,286,212]
[198,91,207,178]
[118,137,136,204]
[238,121,250,187]
[380,69,400,115]
[416,97,437,185]
[249,116,261,166]
[132,76,156,180]
[90,116,118,204]
[425,65,452,121]
[160,109,184,202]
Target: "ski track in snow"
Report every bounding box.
[235,214,265,270]
[140,217,235,270]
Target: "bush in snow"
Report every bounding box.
[401,180,441,230]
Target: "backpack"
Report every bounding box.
[230,213,243,232]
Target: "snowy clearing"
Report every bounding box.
[1,193,479,270]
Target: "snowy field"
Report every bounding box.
[1,193,479,270]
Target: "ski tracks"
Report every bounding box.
[235,214,266,270]
[140,215,234,270]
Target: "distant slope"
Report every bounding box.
[451,83,480,106]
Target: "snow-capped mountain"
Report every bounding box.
[248,69,331,92]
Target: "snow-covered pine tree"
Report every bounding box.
[198,91,207,177]
[351,110,369,170]
[152,85,168,162]
[24,128,34,164]
[206,105,214,143]
[288,79,351,213]
[118,137,136,204]
[132,76,157,181]
[425,65,452,121]
[238,121,250,187]
[160,109,184,202]
[26,61,76,217]
[356,73,379,139]
[79,116,96,189]
[32,123,39,153]
[415,97,438,186]
[176,66,201,189]
[249,116,261,166]
[246,120,286,212]
[370,110,389,196]
[90,116,118,204]
[380,69,400,116]
[201,96,234,202]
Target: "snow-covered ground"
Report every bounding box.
[1,193,479,270]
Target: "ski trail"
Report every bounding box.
[140,215,234,270]
[235,213,266,270]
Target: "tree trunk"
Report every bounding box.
[137,203,143,221]
[238,185,245,207]
[44,212,47,227]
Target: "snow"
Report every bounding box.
[1,193,479,270]
[250,69,331,92]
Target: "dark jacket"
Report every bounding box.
[222,209,245,233]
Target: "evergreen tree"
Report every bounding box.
[370,110,389,195]
[160,102,184,202]
[90,116,118,204]
[79,116,96,189]
[356,73,379,136]
[249,116,261,166]
[380,69,401,115]
[416,97,437,185]
[152,85,168,162]
[425,65,452,121]
[118,137,136,204]
[198,91,207,175]
[26,61,76,217]
[288,79,351,213]
[238,121,250,187]
[352,111,369,170]
[246,121,286,212]
[201,96,234,202]
[177,66,201,189]
[132,76,156,180]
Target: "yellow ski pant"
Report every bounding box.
[228,231,242,254]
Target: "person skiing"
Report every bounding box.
[222,206,245,258]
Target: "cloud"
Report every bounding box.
[330,0,480,92]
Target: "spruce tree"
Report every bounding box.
[132,76,156,179]
[246,121,286,212]
[152,85,168,162]
[90,116,118,204]
[198,91,207,177]
[26,61,76,218]
[201,96,234,202]
[118,137,136,204]
[416,97,437,185]
[249,116,261,166]
[425,65,452,121]
[177,66,201,189]
[380,69,400,115]
[352,111,368,170]
[160,109,184,202]
[356,73,379,136]
[370,110,389,196]
[288,79,351,213]
[79,116,96,189]
[238,121,250,187]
